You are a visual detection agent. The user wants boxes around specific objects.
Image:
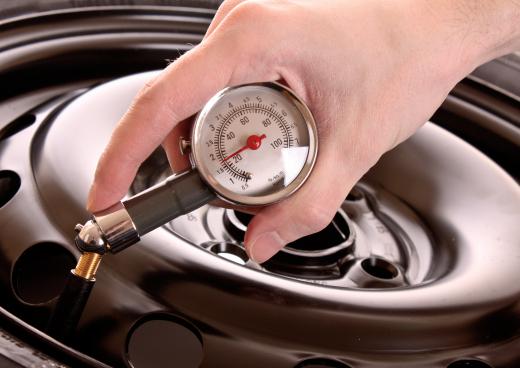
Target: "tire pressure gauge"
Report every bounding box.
[191,82,318,206]
[49,82,318,342]
[74,82,318,255]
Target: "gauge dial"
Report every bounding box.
[191,82,317,206]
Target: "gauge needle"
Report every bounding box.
[223,134,266,162]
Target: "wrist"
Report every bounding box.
[450,0,520,64]
[405,0,520,82]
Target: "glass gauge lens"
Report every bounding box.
[191,82,317,206]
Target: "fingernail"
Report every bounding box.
[249,231,284,263]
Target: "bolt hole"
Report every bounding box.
[11,242,76,305]
[447,360,493,368]
[361,257,398,280]
[208,242,248,265]
[0,170,21,209]
[0,114,36,141]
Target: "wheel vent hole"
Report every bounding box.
[0,170,21,209]
[126,313,203,368]
[447,360,493,368]
[12,242,76,304]
[0,114,36,141]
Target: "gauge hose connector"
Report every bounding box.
[74,201,140,255]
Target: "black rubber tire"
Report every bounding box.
[0,0,222,20]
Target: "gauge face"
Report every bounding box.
[191,82,317,206]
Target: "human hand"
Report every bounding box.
[87,0,520,263]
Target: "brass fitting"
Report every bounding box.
[73,252,102,281]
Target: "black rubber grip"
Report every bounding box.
[46,271,94,343]
[123,170,215,236]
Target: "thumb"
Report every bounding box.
[244,145,356,263]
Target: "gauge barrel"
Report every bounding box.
[123,169,215,236]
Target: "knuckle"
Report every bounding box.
[217,0,245,14]
[216,1,283,83]
[131,84,158,114]
[229,0,270,22]
[142,77,156,92]
[136,76,158,101]
[224,1,279,43]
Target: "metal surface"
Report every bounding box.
[166,184,432,287]
[0,4,519,368]
[73,253,102,281]
[1,71,519,367]
[75,222,108,255]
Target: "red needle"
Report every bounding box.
[223,134,266,162]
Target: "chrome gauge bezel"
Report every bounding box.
[190,82,318,206]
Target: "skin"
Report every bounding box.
[87,0,520,263]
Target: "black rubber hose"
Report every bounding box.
[46,271,94,343]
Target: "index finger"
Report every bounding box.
[88,39,238,212]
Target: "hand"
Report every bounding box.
[87,0,520,263]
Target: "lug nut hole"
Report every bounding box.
[361,257,398,280]
[208,242,248,265]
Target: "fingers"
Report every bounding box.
[87,43,228,211]
[243,143,358,263]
